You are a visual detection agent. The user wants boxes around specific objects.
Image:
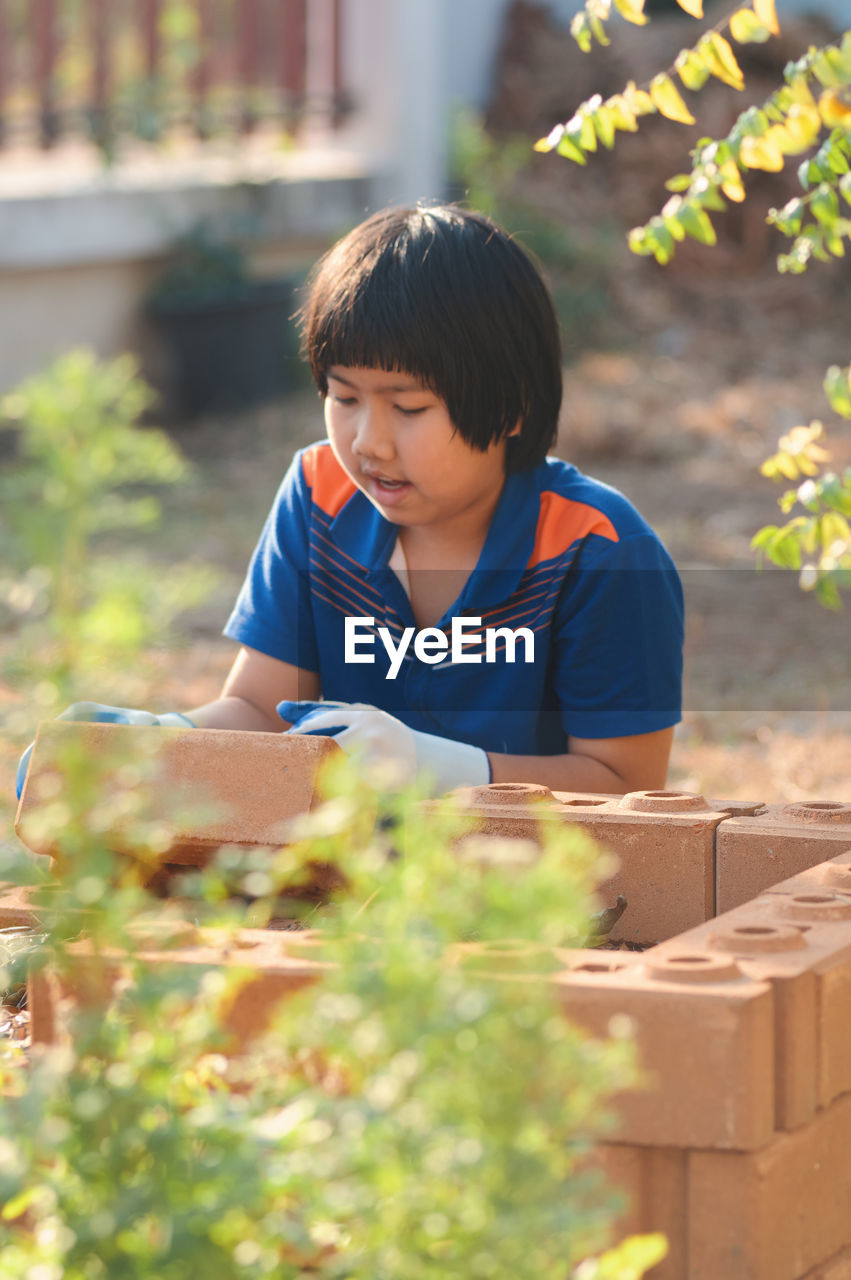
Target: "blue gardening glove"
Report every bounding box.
[278,700,490,796]
[15,701,195,800]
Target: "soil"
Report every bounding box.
[0,4,849,811]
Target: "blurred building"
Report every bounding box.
[0,0,845,395]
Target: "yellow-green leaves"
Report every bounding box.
[650,74,695,124]
[768,196,804,236]
[755,422,851,609]
[569,105,599,152]
[605,93,638,133]
[534,122,588,162]
[577,1233,669,1280]
[542,0,851,283]
[675,0,703,17]
[535,90,651,163]
[753,0,780,37]
[623,81,656,118]
[773,105,851,273]
[782,102,824,152]
[630,193,717,262]
[570,0,613,51]
[613,0,648,24]
[674,198,717,244]
[729,8,772,45]
[739,131,784,171]
[819,88,851,130]
[570,11,599,53]
[737,106,821,173]
[761,423,831,481]
[674,49,709,92]
[720,159,746,201]
[697,32,745,90]
[824,364,851,419]
[534,124,567,154]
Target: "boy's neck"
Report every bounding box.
[397,483,503,571]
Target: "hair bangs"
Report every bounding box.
[299,205,562,472]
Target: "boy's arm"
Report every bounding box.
[487,727,675,795]
[186,646,320,733]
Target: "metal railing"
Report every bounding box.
[0,0,346,155]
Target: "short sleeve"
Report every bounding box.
[553,532,684,739]
[223,450,319,672]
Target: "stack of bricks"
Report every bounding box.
[25,923,331,1050]
[558,853,851,1279]
[9,726,851,1279]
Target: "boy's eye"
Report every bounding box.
[396,405,428,417]
[332,395,356,406]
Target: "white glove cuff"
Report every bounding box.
[158,713,196,728]
[410,728,491,796]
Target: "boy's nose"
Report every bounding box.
[352,409,394,460]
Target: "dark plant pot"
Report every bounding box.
[148,278,296,420]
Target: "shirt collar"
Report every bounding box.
[326,464,543,604]
[328,490,397,576]
[458,465,541,613]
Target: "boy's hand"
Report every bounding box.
[278,700,490,796]
[15,702,194,800]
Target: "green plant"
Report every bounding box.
[146,222,252,308]
[0,348,218,722]
[1,754,662,1278]
[535,0,851,605]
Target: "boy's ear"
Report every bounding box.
[506,419,522,438]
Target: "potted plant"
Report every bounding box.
[145,222,297,420]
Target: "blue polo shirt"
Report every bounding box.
[224,442,683,755]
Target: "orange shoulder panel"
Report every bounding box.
[300,445,357,518]
[527,490,619,568]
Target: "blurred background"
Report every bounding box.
[1,0,849,805]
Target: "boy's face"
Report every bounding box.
[324,366,511,541]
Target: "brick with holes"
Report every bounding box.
[715,801,851,914]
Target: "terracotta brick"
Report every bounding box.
[555,948,775,1149]
[754,888,851,1114]
[799,1244,851,1279]
[27,968,61,1047]
[716,802,851,914]
[0,883,42,929]
[650,882,851,1129]
[15,720,342,865]
[29,925,330,1049]
[762,850,851,900]
[586,1144,687,1280]
[714,891,851,1117]
[688,1091,851,1280]
[450,786,736,944]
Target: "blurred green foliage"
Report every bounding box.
[0,348,662,1275]
[0,349,219,717]
[0,745,653,1276]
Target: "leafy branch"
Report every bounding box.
[535,0,851,604]
[538,0,780,173]
[753,371,851,608]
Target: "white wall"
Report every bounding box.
[338,0,448,206]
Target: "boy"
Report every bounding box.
[17,205,683,799]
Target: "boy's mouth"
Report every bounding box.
[362,470,412,503]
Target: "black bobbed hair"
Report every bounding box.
[297,204,563,472]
